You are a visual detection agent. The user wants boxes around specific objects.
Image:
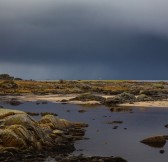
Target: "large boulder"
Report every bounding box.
[0,112,53,150]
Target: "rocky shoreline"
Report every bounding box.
[1,79,168,108]
[1,93,168,108]
[0,109,127,162]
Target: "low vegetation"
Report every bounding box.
[0,74,168,106]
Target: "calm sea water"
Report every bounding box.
[1,101,168,162]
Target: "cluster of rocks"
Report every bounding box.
[6,98,22,106]
[0,109,88,161]
[0,108,128,162]
[104,92,136,106]
[68,91,167,107]
[104,91,167,106]
[26,112,58,117]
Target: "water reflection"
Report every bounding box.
[1,102,168,162]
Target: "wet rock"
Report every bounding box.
[26,112,39,116]
[160,150,165,154]
[110,107,132,112]
[41,101,48,104]
[61,102,68,105]
[7,99,22,106]
[107,121,123,124]
[78,109,86,113]
[140,136,166,148]
[164,124,168,128]
[113,126,118,129]
[0,108,88,158]
[114,157,128,162]
[40,112,58,117]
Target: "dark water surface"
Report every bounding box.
[1,101,168,162]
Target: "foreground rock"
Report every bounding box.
[0,109,128,162]
[0,109,87,157]
[140,136,166,148]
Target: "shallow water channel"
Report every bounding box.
[1,101,168,162]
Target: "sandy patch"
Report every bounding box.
[119,100,168,107]
[1,94,168,107]
[0,94,100,105]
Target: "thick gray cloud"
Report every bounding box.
[0,0,168,79]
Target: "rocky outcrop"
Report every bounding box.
[104,92,136,106]
[0,109,87,154]
[140,135,167,148]
[0,109,128,162]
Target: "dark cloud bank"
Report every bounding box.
[0,0,168,80]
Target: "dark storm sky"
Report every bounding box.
[0,0,168,80]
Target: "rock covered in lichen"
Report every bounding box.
[0,109,87,153]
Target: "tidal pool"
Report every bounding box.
[1,101,168,162]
